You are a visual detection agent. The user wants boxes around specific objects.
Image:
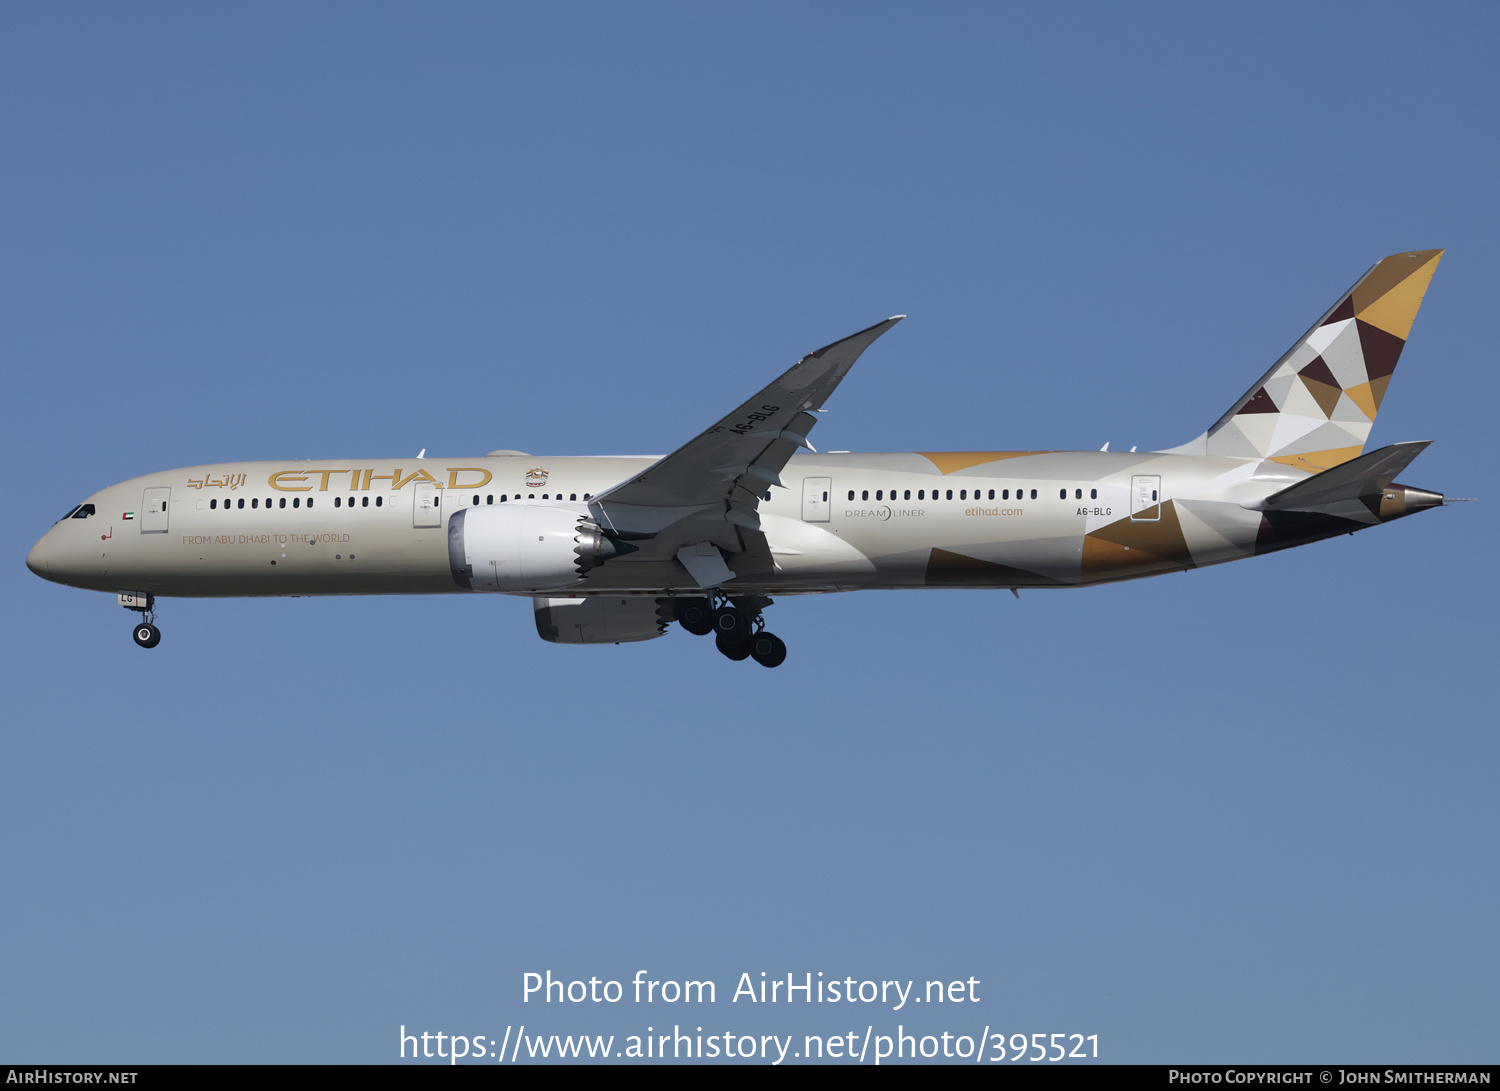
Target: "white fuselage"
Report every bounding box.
[28,449,1335,600]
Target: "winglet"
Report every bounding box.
[792,316,905,408]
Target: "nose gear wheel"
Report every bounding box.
[122,593,162,649]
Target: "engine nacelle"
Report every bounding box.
[533,596,669,644]
[447,504,636,593]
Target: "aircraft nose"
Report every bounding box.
[26,534,49,578]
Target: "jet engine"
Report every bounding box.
[447,504,637,593]
[533,596,670,644]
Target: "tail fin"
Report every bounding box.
[1166,250,1443,469]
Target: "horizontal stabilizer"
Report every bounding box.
[1249,441,1431,512]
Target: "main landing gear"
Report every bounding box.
[673,594,786,667]
[122,592,161,649]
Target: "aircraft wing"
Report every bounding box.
[587,316,904,581]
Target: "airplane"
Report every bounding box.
[28,250,1452,668]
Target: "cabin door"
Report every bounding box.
[1130,475,1162,522]
[141,487,171,533]
[413,483,442,528]
[801,477,831,522]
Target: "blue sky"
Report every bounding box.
[2,2,1495,1064]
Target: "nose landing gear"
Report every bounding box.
[672,594,787,667]
[120,592,161,649]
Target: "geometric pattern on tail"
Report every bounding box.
[1193,250,1443,470]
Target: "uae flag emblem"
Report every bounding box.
[122,511,134,520]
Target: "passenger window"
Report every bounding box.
[1075,489,1082,500]
[1059,489,1065,500]
[1091,488,1097,499]
[988,489,994,500]
[1002,489,1009,499]
[848,491,855,501]
[362,496,369,508]
[335,497,341,507]
[1030,489,1037,499]
[876,490,883,501]
[946,489,952,500]
[252,498,259,509]
[861,490,868,501]
[279,497,287,509]
[238,498,245,509]
[486,495,493,504]
[571,493,578,501]
[211,499,218,509]
[293,497,300,508]
[473,494,480,505]
[904,490,910,500]
[376,496,383,507]
[918,490,924,500]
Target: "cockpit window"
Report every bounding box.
[57,503,96,522]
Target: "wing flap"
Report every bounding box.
[676,543,736,588]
